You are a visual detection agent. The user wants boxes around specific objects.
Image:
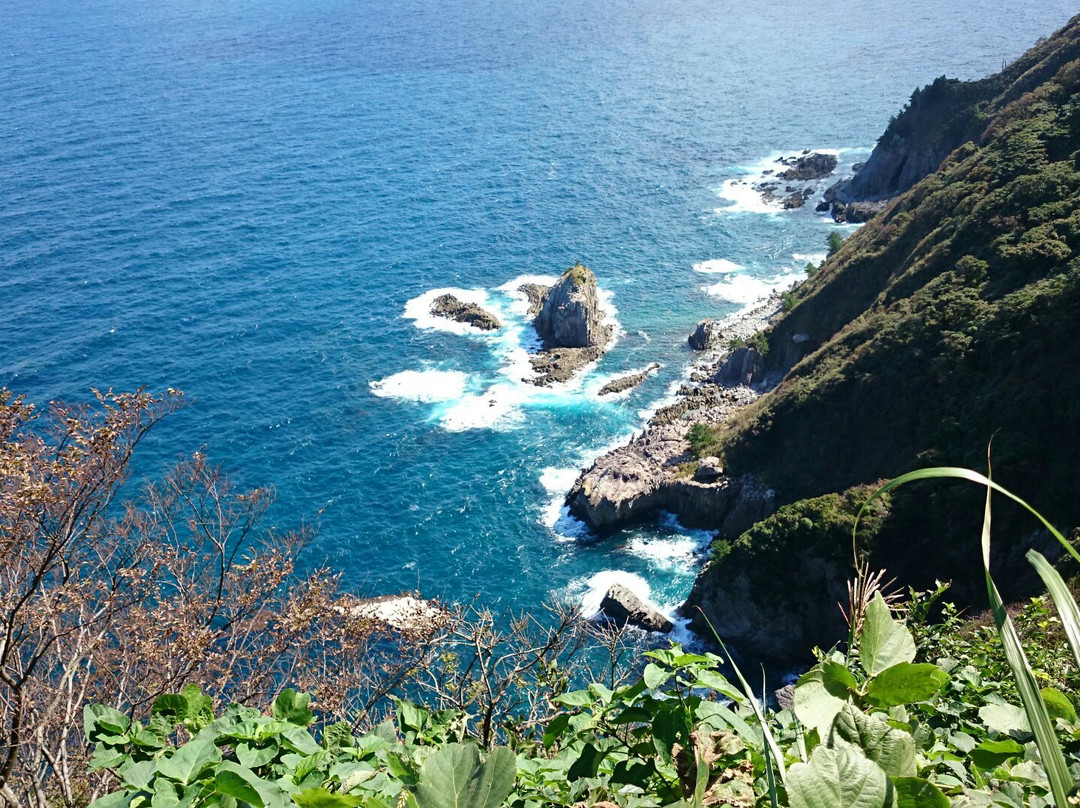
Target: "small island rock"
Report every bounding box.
[599,584,673,633]
[598,363,661,396]
[430,294,501,331]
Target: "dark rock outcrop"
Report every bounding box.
[534,264,612,350]
[776,152,838,181]
[599,584,673,633]
[527,264,613,386]
[598,363,661,396]
[688,319,718,351]
[430,294,501,331]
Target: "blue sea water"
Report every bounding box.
[2,0,1076,623]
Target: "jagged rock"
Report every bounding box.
[599,584,673,633]
[720,482,776,538]
[527,264,613,386]
[688,319,718,351]
[349,594,450,634]
[781,192,806,210]
[534,264,612,349]
[567,449,666,528]
[714,347,763,387]
[519,283,550,317]
[598,363,661,396]
[774,684,796,710]
[776,152,838,181]
[430,294,501,331]
[693,457,724,483]
[831,200,886,223]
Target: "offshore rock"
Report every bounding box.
[528,264,613,386]
[598,363,661,396]
[776,151,838,181]
[430,294,501,331]
[599,584,673,633]
[831,200,886,223]
[688,319,718,351]
[534,263,612,350]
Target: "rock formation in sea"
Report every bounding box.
[565,296,780,532]
[597,363,661,396]
[526,264,614,386]
[752,151,838,209]
[598,584,673,633]
[688,319,717,351]
[429,294,501,331]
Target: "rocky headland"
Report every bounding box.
[565,296,783,535]
[525,264,614,386]
[429,294,502,331]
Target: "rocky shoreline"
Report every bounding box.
[564,295,783,536]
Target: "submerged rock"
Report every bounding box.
[599,584,673,633]
[598,363,661,396]
[430,294,501,331]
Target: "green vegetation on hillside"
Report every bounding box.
[706,14,1080,612]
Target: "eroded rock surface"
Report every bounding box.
[598,363,661,396]
[527,265,613,386]
[599,584,673,633]
[430,294,501,331]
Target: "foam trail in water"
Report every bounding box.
[369,369,471,403]
[702,271,801,310]
[693,258,743,274]
[792,252,827,265]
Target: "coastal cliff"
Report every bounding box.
[822,18,1080,222]
[570,13,1080,660]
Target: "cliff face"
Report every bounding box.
[825,17,1080,211]
[681,14,1080,659]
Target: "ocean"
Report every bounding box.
[1,0,1075,626]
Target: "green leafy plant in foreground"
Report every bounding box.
[85,468,1080,808]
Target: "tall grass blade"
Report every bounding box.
[694,609,786,783]
[859,467,1074,806]
[1026,549,1080,672]
[855,467,1080,566]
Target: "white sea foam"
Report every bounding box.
[715,178,780,215]
[369,369,471,403]
[792,252,827,265]
[497,273,560,317]
[403,287,501,335]
[692,258,743,274]
[570,570,657,619]
[702,271,801,309]
[436,384,529,431]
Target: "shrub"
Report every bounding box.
[685,422,715,459]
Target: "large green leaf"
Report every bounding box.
[292,787,366,807]
[214,761,289,808]
[156,738,222,786]
[890,777,949,808]
[830,703,916,777]
[87,791,134,808]
[794,661,856,734]
[787,745,894,808]
[273,690,315,727]
[152,685,213,730]
[84,704,131,742]
[978,703,1030,735]
[412,743,515,808]
[861,593,915,678]
[862,663,948,708]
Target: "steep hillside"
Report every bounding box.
[686,14,1080,658]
